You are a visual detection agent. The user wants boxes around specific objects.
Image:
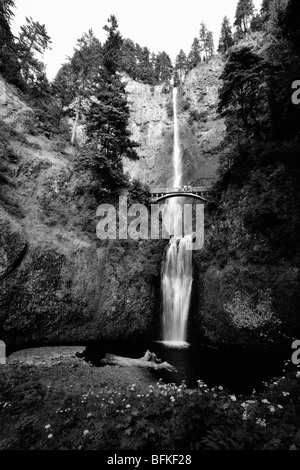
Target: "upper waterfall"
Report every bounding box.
[173,87,182,189]
[161,87,193,347]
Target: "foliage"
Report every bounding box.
[154,51,173,84]
[1,361,300,450]
[282,0,300,53]
[199,22,214,60]
[127,179,151,206]
[187,37,201,70]
[234,0,255,35]
[218,46,269,137]
[250,13,264,32]
[18,16,52,86]
[218,16,234,54]
[119,39,172,85]
[0,0,23,87]
[188,109,209,124]
[0,120,19,184]
[175,49,188,82]
[224,289,280,330]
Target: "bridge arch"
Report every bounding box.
[152,192,207,203]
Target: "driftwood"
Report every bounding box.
[101,350,177,373]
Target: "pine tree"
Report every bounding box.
[199,22,208,59]
[205,31,215,58]
[85,16,139,190]
[261,0,273,19]
[234,0,255,35]
[120,38,137,79]
[154,51,173,83]
[0,0,22,86]
[18,16,52,85]
[150,52,156,83]
[187,37,201,70]
[175,49,187,82]
[218,16,234,54]
[68,30,102,144]
[135,44,153,84]
[52,63,76,124]
[140,46,154,84]
[282,0,300,53]
[251,13,264,31]
[102,14,122,74]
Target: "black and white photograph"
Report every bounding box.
[1,0,300,456]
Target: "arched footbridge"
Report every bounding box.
[150,186,211,203]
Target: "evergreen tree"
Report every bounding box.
[250,13,264,31]
[0,0,22,86]
[85,16,139,190]
[18,16,52,85]
[150,52,156,83]
[218,16,234,54]
[67,30,102,144]
[135,44,153,83]
[139,46,154,84]
[120,38,137,79]
[283,0,300,53]
[261,0,273,19]
[234,0,255,34]
[102,14,122,74]
[175,49,187,82]
[52,62,76,124]
[218,46,268,136]
[199,22,214,59]
[205,31,215,58]
[199,22,208,58]
[187,37,201,70]
[154,51,173,83]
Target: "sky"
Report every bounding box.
[11,0,262,81]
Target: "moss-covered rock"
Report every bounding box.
[195,262,300,350]
[0,208,27,279]
[0,212,164,344]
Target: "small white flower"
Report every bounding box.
[230,395,237,401]
[261,399,270,404]
[126,404,131,409]
[218,386,223,390]
[269,406,275,413]
[170,396,175,403]
[45,424,51,430]
[256,418,267,427]
[277,404,283,409]
[48,434,53,439]
[83,430,89,436]
[282,392,290,397]
[87,412,93,418]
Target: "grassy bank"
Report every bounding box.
[1,357,300,450]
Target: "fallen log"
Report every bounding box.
[101,350,177,373]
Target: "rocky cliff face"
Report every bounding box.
[1,60,297,352]
[0,77,164,345]
[123,57,225,188]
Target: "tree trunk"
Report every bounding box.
[71,105,80,146]
[101,350,177,373]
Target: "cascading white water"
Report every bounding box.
[161,88,193,346]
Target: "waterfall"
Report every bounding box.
[161,88,193,346]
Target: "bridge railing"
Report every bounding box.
[150,186,209,195]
